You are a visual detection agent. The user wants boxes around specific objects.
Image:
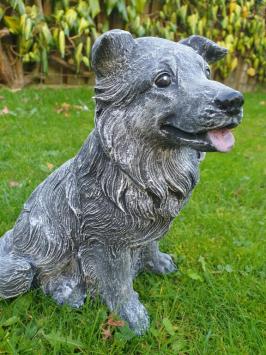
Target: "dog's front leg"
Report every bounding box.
[93,244,149,335]
[144,241,177,274]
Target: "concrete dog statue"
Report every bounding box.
[0,30,244,335]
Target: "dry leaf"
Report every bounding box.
[1,106,9,115]
[101,326,112,340]
[233,187,243,197]
[9,180,20,188]
[47,163,54,171]
[0,96,4,100]
[55,102,71,116]
[259,101,265,106]
[55,102,87,116]
[101,314,125,340]
[107,316,125,327]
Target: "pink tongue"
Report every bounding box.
[207,128,235,152]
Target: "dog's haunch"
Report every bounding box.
[0,30,243,335]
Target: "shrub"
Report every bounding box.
[0,0,265,88]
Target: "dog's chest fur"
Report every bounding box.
[75,130,202,247]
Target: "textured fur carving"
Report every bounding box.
[0,30,244,335]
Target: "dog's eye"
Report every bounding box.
[155,73,171,88]
[205,67,211,79]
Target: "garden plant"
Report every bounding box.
[0,0,265,88]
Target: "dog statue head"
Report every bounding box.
[91,30,244,193]
[91,30,243,155]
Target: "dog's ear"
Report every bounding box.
[179,35,227,64]
[91,29,135,77]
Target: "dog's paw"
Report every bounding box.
[118,292,149,335]
[43,277,86,308]
[146,252,177,274]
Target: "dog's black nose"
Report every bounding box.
[215,91,244,113]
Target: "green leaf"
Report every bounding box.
[52,28,59,43]
[40,331,85,349]
[4,16,20,34]
[41,23,52,45]
[86,37,91,57]
[0,7,5,22]
[187,13,198,34]
[82,56,90,67]
[29,49,40,62]
[28,5,38,20]
[212,5,218,21]
[78,17,89,34]
[17,0,26,15]
[162,318,175,336]
[54,9,64,21]
[61,21,70,36]
[89,0,100,18]
[77,1,90,17]
[41,48,48,73]
[150,327,160,337]
[24,18,32,41]
[178,5,188,22]
[221,18,228,29]
[1,316,19,327]
[116,325,135,341]
[20,13,26,30]
[231,57,238,71]
[10,0,25,15]
[106,0,118,16]
[62,0,69,10]
[117,0,128,21]
[187,269,203,282]
[75,43,83,72]
[224,264,233,273]
[172,339,186,352]
[22,53,30,62]
[198,256,207,272]
[65,8,77,27]
[59,30,65,58]
[197,19,204,36]
[135,0,147,14]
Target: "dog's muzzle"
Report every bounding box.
[159,90,244,153]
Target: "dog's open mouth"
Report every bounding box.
[206,127,235,152]
[160,122,238,152]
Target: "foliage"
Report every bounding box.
[0,0,265,82]
[0,87,265,353]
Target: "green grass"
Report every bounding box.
[0,87,265,354]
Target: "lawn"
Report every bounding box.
[0,87,265,354]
